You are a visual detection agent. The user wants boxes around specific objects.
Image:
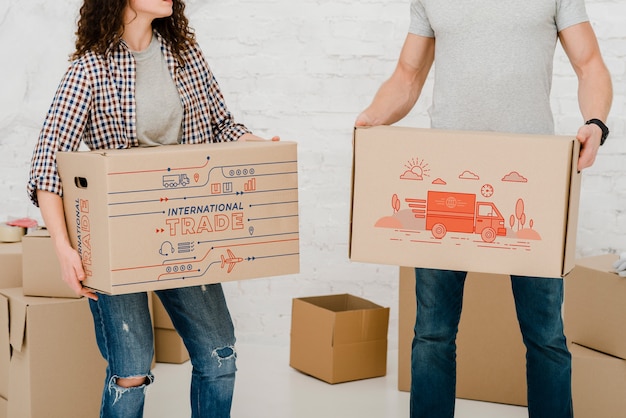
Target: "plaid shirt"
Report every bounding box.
[28,31,250,206]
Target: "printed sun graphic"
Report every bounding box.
[400,157,430,180]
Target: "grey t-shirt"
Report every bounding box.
[132,36,183,146]
[409,0,588,135]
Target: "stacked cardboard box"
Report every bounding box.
[395,255,626,414]
[0,287,106,417]
[21,229,76,298]
[290,294,390,384]
[398,267,527,406]
[0,242,23,415]
[0,243,22,289]
[564,254,626,417]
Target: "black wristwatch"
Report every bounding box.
[585,118,609,146]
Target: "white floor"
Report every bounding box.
[144,344,528,418]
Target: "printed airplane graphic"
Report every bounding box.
[220,249,243,273]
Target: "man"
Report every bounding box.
[356,1,612,418]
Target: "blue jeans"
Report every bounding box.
[89,284,237,418]
[410,268,572,418]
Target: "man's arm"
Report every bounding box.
[356,33,435,127]
[559,21,613,170]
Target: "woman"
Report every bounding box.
[28,0,276,416]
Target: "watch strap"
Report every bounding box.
[585,118,609,146]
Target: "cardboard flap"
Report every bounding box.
[0,288,28,352]
[333,307,389,345]
[562,139,582,276]
[23,229,50,239]
[349,127,360,259]
[290,298,335,346]
[0,294,10,399]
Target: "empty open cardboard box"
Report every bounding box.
[290,294,389,384]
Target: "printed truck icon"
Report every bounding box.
[423,191,506,243]
[162,174,190,188]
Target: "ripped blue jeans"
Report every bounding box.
[89,284,237,418]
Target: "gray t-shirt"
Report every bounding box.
[409,0,588,135]
[132,36,183,146]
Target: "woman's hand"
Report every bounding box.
[239,133,280,142]
[55,239,98,300]
[36,190,98,300]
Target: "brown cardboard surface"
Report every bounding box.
[0,287,106,417]
[564,254,626,359]
[397,267,413,392]
[57,141,299,294]
[155,328,189,364]
[351,126,581,278]
[151,285,189,364]
[0,396,6,418]
[290,294,389,384]
[0,243,22,289]
[571,343,626,417]
[152,292,174,329]
[398,267,527,406]
[22,229,78,298]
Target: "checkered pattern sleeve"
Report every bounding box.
[27,60,91,206]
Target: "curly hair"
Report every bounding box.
[72,0,195,63]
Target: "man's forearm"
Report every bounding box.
[578,61,613,123]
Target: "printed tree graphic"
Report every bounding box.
[515,199,525,231]
[391,194,401,213]
[513,198,534,231]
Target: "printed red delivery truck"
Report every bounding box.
[408,191,507,243]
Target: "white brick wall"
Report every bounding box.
[1,0,624,348]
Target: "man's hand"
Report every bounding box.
[355,112,376,127]
[576,122,602,171]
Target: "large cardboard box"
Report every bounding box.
[0,288,106,417]
[564,253,626,359]
[350,126,581,278]
[290,294,390,384]
[398,267,527,406]
[152,293,189,364]
[57,141,299,294]
[22,230,78,298]
[571,342,626,417]
[0,243,22,289]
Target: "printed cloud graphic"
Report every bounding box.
[502,171,528,183]
[432,178,447,185]
[400,169,424,180]
[400,158,430,180]
[458,170,480,180]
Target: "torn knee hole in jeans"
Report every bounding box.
[108,374,154,405]
[211,345,237,367]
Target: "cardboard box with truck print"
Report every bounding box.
[350,126,581,278]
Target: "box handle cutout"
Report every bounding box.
[74,177,88,189]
